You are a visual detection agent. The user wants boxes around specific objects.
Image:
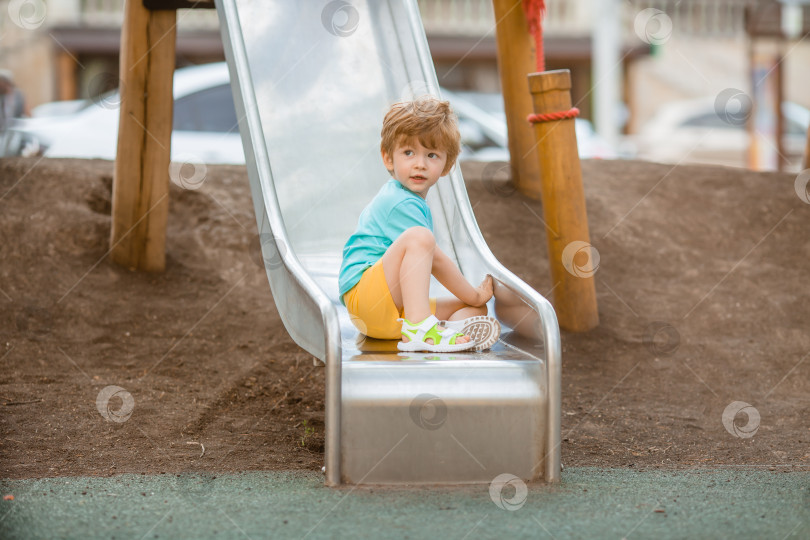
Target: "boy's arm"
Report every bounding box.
[431,246,488,307]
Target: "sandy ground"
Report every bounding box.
[0,157,808,479]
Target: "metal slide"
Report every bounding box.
[215,0,561,486]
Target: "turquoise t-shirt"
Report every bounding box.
[338,178,434,305]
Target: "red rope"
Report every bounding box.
[527,108,580,124]
[522,0,546,73]
[522,0,579,124]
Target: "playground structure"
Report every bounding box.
[111,0,604,485]
[745,0,810,171]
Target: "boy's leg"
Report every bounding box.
[382,226,433,321]
[381,227,470,344]
[434,298,487,322]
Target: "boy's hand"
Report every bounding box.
[471,274,494,307]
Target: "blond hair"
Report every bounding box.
[380,96,461,176]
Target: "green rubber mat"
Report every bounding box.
[1,468,807,539]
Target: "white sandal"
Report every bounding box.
[397,314,476,353]
[440,316,501,351]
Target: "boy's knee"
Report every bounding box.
[402,226,435,249]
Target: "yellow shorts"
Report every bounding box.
[343,259,436,340]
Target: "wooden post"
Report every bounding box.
[110,0,176,272]
[56,51,77,101]
[491,0,542,199]
[804,123,810,170]
[775,49,786,172]
[528,70,599,332]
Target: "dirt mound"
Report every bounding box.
[0,157,807,479]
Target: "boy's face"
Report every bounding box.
[382,138,448,199]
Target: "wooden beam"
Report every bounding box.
[491,0,541,199]
[110,0,176,272]
[528,70,599,332]
[745,2,810,38]
[142,0,215,10]
[56,50,77,101]
[775,49,786,172]
[805,123,810,170]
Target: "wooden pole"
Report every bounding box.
[775,49,785,172]
[746,35,756,170]
[110,0,176,272]
[56,51,77,101]
[491,0,542,199]
[528,70,599,332]
[804,123,810,170]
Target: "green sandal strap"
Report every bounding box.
[399,315,465,346]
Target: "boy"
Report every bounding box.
[339,96,500,353]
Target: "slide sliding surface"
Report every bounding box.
[215,0,560,485]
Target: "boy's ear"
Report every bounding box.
[381,148,394,171]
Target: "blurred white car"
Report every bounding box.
[31,99,86,117]
[11,61,615,164]
[635,97,809,171]
[11,62,244,164]
[445,88,616,161]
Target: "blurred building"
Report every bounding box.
[1,0,647,123]
[0,0,224,108]
[1,0,808,135]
